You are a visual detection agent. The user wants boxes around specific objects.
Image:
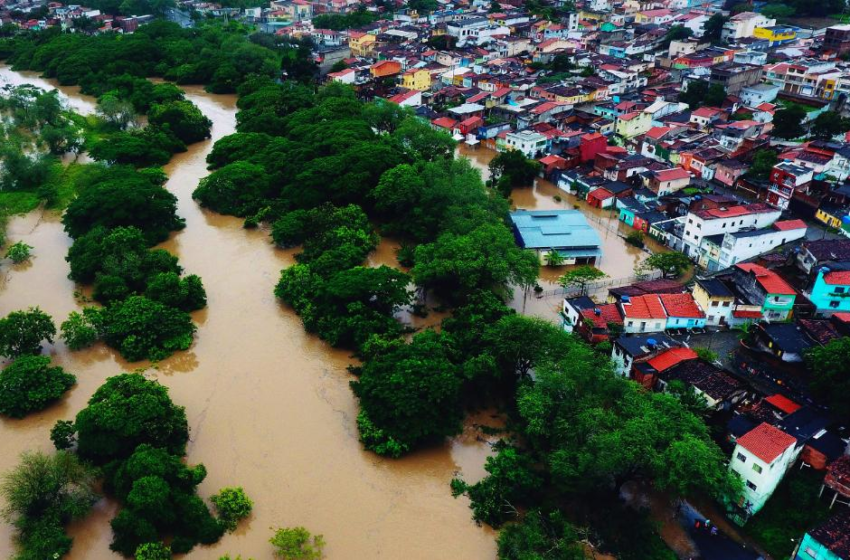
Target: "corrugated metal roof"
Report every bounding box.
[509,210,603,250]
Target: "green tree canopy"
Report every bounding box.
[0,356,76,418]
[73,373,190,463]
[640,252,690,278]
[352,331,464,457]
[772,104,807,140]
[0,307,56,358]
[804,337,850,419]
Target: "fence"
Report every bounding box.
[536,270,664,299]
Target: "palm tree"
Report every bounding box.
[544,249,565,267]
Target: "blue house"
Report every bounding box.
[509,210,603,265]
[809,265,850,316]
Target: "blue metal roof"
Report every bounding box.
[509,210,603,251]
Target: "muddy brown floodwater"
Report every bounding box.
[0,67,498,559]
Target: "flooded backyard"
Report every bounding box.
[0,66,498,559]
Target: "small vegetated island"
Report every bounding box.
[0,20,742,560]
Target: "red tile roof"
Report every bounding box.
[737,422,796,463]
[764,394,801,415]
[833,312,850,323]
[660,293,705,318]
[733,309,763,319]
[654,167,691,182]
[622,294,668,319]
[579,303,623,329]
[824,270,850,285]
[647,347,698,372]
[588,188,615,201]
[431,117,457,129]
[773,219,807,231]
[736,263,796,295]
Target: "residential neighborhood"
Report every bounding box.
[3,0,850,557]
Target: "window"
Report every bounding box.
[736,452,746,463]
[830,300,840,308]
[711,301,719,307]
[688,218,693,224]
[722,301,731,307]
[746,480,758,491]
[627,321,633,326]
[752,464,763,474]
[805,547,818,558]
[836,287,846,294]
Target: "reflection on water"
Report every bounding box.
[0,71,497,559]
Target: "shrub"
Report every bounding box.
[100,296,196,362]
[135,542,172,560]
[0,356,76,418]
[270,527,325,560]
[5,241,33,263]
[211,487,253,532]
[60,308,103,350]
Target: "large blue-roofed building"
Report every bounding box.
[509,209,603,265]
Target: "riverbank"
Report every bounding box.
[0,68,498,559]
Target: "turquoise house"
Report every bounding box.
[793,513,849,560]
[809,266,850,315]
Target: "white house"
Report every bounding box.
[729,423,799,520]
[680,203,782,260]
[620,294,668,334]
[504,130,549,158]
[740,83,780,107]
[697,219,808,272]
[722,12,776,42]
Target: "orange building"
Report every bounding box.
[370,60,402,79]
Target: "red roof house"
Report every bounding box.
[737,422,796,464]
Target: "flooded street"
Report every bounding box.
[0,68,497,559]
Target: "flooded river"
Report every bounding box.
[0,67,497,559]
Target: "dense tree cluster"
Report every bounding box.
[0,355,75,418]
[49,373,250,556]
[60,170,203,361]
[451,323,740,559]
[198,80,540,457]
[2,21,281,94]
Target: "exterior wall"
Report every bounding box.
[795,532,844,560]
[693,284,734,326]
[622,317,667,334]
[763,292,796,321]
[729,441,796,517]
[666,316,707,329]
[401,69,431,91]
[809,270,850,315]
[716,227,807,269]
[681,208,781,257]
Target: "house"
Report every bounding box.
[796,240,850,274]
[697,219,807,273]
[349,32,376,57]
[733,263,797,321]
[693,277,735,327]
[562,295,596,333]
[824,24,850,56]
[793,513,850,560]
[645,167,691,196]
[576,303,624,343]
[388,90,422,108]
[659,359,746,409]
[769,162,814,210]
[740,83,780,107]
[808,265,850,316]
[638,346,698,389]
[371,60,402,79]
[729,422,798,522]
[328,68,356,84]
[722,12,776,42]
[659,293,706,330]
[509,210,603,265]
[401,68,431,91]
[679,203,781,260]
[611,333,678,376]
[504,130,549,158]
[750,322,812,362]
[620,294,668,334]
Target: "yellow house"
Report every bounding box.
[753,26,796,43]
[815,206,843,229]
[349,32,377,57]
[693,278,735,327]
[401,68,431,91]
[615,111,651,139]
